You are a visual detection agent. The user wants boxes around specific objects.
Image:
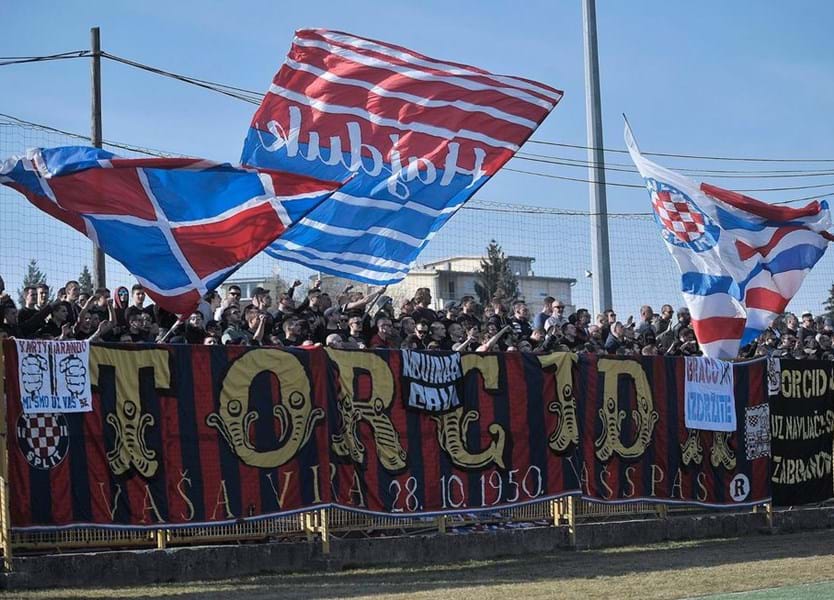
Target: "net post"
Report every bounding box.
[0,342,12,571]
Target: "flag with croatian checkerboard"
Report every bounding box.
[626,121,833,359]
[1,147,341,314]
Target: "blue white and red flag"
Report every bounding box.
[240,29,562,283]
[0,147,341,314]
[625,122,832,358]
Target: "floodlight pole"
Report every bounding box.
[582,0,613,315]
[90,26,106,289]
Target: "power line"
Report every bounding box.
[526,138,834,164]
[100,52,263,105]
[513,152,834,179]
[0,50,90,67]
[85,51,834,166]
[0,113,181,158]
[504,165,834,193]
[6,49,834,166]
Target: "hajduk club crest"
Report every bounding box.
[646,178,719,253]
[17,413,69,470]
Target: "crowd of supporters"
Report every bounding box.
[1,274,832,359]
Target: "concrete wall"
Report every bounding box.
[5,506,834,591]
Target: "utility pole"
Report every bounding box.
[90,26,106,289]
[582,0,612,315]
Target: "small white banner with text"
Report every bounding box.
[16,339,92,414]
[684,356,735,432]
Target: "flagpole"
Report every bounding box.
[582,0,613,315]
[90,26,107,290]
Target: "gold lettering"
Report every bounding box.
[309,465,322,504]
[537,352,579,453]
[781,369,793,398]
[432,354,506,469]
[265,471,294,508]
[207,349,324,469]
[623,466,637,498]
[580,462,590,496]
[91,347,170,478]
[696,472,709,502]
[671,468,684,499]
[176,470,195,521]
[348,471,366,508]
[326,349,407,471]
[140,484,164,524]
[599,465,614,500]
[211,480,234,520]
[98,482,123,521]
[595,359,659,461]
[650,464,664,497]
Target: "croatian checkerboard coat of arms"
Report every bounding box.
[647,178,720,253]
[16,413,70,470]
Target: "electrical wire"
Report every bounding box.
[0,50,90,67]
[92,51,834,166]
[100,52,263,105]
[526,138,834,163]
[0,112,181,158]
[513,152,834,179]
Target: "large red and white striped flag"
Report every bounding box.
[240,29,562,283]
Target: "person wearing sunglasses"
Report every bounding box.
[412,321,431,349]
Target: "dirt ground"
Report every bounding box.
[4,529,834,600]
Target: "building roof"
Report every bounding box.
[420,255,535,268]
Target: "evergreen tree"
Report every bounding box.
[18,258,48,305]
[824,283,834,319]
[78,265,94,296]
[474,240,518,306]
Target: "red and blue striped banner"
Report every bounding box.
[2,341,770,531]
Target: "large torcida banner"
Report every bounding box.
[1,342,770,530]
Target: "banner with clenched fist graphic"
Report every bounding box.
[15,339,92,414]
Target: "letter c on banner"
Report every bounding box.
[432,354,506,470]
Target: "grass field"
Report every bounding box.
[4,529,834,599]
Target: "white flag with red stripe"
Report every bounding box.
[625,121,832,359]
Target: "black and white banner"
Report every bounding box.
[770,360,834,506]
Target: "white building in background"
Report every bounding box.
[313,255,576,312]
